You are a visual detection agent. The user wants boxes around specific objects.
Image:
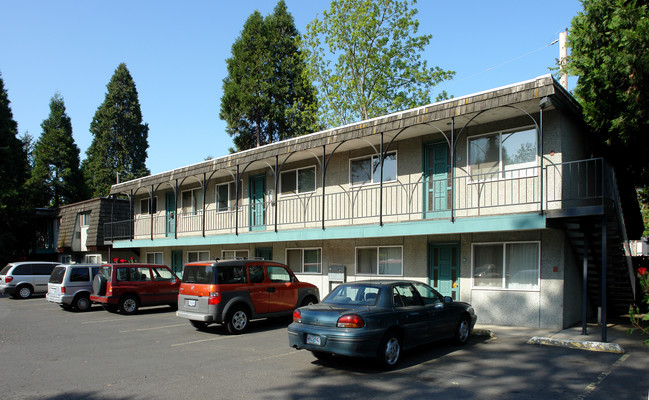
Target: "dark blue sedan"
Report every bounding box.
[288,280,477,368]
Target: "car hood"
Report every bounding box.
[298,303,375,327]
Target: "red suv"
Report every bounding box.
[90,263,180,315]
[176,259,319,334]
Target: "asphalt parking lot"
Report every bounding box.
[0,295,647,400]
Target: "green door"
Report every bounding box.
[171,250,183,278]
[165,192,176,237]
[429,244,459,300]
[425,143,451,217]
[249,174,265,231]
[255,247,272,261]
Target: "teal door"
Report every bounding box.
[165,192,176,237]
[429,244,459,300]
[255,247,272,261]
[249,174,266,231]
[425,143,451,216]
[171,250,183,278]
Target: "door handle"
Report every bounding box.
[267,287,276,293]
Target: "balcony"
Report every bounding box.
[104,158,611,242]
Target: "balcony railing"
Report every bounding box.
[105,158,610,242]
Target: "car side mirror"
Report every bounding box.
[444,296,453,304]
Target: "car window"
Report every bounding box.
[70,267,90,282]
[216,265,246,284]
[267,266,291,283]
[152,267,174,281]
[49,266,66,283]
[34,264,55,275]
[116,267,129,282]
[91,267,100,277]
[132,267,152,281]
[412,282,443,305]
[248,265,265,283]
[393,284,422,307]
[182,265,214,284]
[0,264,12,275]
[13,264,32,275]
[324,284,381,305]
[98,266,112,281]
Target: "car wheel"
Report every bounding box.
[454,316,471,345]
[102,304,118,313]
[16,285,33,299]
[73,294,91,312]
[190,320,207,330]
[119,295,139,315]
[377,331,402,369]
[311,351,333,362]
[300,296,318,307]
[226,305,250,334]
[93,275,107,296]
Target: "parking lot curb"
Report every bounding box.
[526,336,626,354]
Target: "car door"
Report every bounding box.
[413,282,457,339]
[392,283,428,344]
[151,266,180,303]
[130,266,158,305]
[247,264,269,314]
[265,264,298,313]
[33,264,55,294]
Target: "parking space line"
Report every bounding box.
[171,336,237,347]
[82,317,126,324]
[120,323,187,333]
[578,353,630,399]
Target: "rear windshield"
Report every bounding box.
[182,264,246,285]
[98,266,112,281]
[49,266,66,283]
[0,264,13,275]
[323,284,382,306]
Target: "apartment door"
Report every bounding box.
[255,247,272,261]
[424,143,451,217]
[249,174,266,231]
[165,192,176,237]
[171,250,183,278]
[428,244,459,300]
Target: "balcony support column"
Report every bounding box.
[601,211,608,342]
[174,179,178,240]
[274,156,279,233]
[202,173,207,238]
[379,133,384,227]
[235,165,240,236]
[451,117,455,223]
[322,146,326,230]
[582,232,589,335]
[150,185,154,241]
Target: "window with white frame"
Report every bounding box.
[79,212,91,227]
[188,251,210,263]
[468,127,537,179]
[286,248,322,273]
[86,254,102,264]
[222,250,249,260]
[472,242,540,290]
[146,252,163,265]
[350,152,397,186]
[280,166,316,196]
[356,246,402,276]
[140,196,157,215]
[181,188,203,216]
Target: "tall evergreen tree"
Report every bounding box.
[220,0,318,152]
[28,93,86,207]
[83,63,149,197]
[0,72,31,264]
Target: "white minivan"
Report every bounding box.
[0,261,61,299]
[47,264,101,311]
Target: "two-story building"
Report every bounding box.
[104,75,641,331]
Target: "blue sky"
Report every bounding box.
[1,0,583,175]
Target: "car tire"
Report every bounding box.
[93,275,107,296]
[377,331,402,369]
[15,285,33,299]
[119,295,139,315]
[311,351,333,363]
[300,296,318,307]
[73,294,91,312]
[454,316,471,346]
[225,305,250,334]
[190,320,208,330]
[102,304,118,313]
[60,305,72,311]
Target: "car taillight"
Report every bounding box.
[293,309,301,323]
[208,291,220,305]
[5,276,13,283]
[61,286,66,294]
[337,314,365,328]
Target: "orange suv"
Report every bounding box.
[90,263,181,315]
[176,259,319,334]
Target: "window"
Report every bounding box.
[222,250,249,260]
[268,266,291,283]
[181,188,203,215]
[152,267,174,281]
[86,254,101,264]
[280,166,316,196]
[468,127,537,179]
[356,246,402,276]
[286,248,322,274]
[412,282,443,305]
[188,251,210,263]
[248,265,265,283]
[79,212,91,227]
[140,197,157,214]
[393,284,421,307]
[70,267,90,282]
[146,252,163,265]
[472,242,540,290]
[216,183,233,212]
[60,255,71,264]
[350,152,397,186]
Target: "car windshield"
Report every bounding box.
[182,264,247,284]
[323,284,381,306]
[49,266,66,283]
[182,265,214,284]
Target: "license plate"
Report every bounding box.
[187,299,196,307]
[306,334,322,346]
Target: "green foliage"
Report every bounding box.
[0,73,31,264]
[220,1,319,152]
[302,0,454,127]
[566,0,649,190]
[83,63,150,197]
[27,93,87,207]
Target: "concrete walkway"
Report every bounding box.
[473,317,648,354]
